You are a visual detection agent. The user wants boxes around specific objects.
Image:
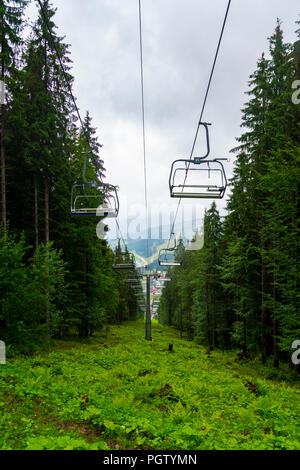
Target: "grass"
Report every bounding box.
[0,320,299,450]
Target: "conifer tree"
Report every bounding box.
[0,0,28,234]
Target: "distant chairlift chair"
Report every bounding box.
[112,252,136,270]
[158,248,181,267]
[158,238,182,267]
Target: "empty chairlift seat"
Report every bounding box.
[70,182,119,217]
[113,252,136,270]
[158,248,181,267]
[169,158,227,199]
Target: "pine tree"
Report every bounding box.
[160,19,299,371]
[0,0,28,234]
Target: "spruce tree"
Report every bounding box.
[0,0,28,234]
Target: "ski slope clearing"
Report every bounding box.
[0,321,299,450]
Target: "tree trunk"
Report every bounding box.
[1,79,8,325]
[261,235,267,364]
[212,289,216,349]
[206,273,210,346]
[44,180,50,337]
[273,316,279,368]
[167,306,171,326]
[242,299,247,356]
[180,304,183,339]
[44,180,49,244]
[273,246,279,368]
[34,176,39,249]
[0,103,6,235]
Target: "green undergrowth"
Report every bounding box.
[0,320,299,450]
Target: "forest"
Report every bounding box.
[159,21,300,372]
[0,0,143,355]
[0,0,299,453]
[1,2,298,365]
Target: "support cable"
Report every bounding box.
[167,0,231,249]
[36,0,100,176]
[37,0,130,259]
[138,0,150,260]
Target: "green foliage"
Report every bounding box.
[0,0,141,350]
[159,19,300,370]
[0,322,299,450]
[0,4,299,453]
[0,231,67,352]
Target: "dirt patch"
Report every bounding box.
[158,384,173,397]
[244,379,259,395]
[158,404,169,414]
[3,393,24,405]
[106,439,121,450]
[44,415,110,445]
[25,401,123,449]
[148,384,180,403]
[53,419,102,443]
[138,369,156,377]
[236,351,253,361]
[3,393,11,402]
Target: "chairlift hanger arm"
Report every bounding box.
[166,0,231,248]
[198,122,211,160]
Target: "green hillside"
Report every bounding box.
[0,321,299,450]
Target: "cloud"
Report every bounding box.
[25,0,300,238]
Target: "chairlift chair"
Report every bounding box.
[113,252,135,270]
[71,150,119,217]
[158,248,181,267]
[132,289,144,295]
[169,158,227,199]
[96,189,119,217]
[158,238,181,267]
[168,122,227,199]
[71,182,119,217]
[125,271,142,281]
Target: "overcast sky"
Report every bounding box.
[26,0,300,241]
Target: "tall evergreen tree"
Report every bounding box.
[0,0,28,234]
